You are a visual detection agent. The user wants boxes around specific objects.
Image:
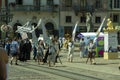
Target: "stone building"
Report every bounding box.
[0,0,120,43]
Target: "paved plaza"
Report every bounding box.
[8,48,120,80]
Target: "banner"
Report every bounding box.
[72,21,79,42]
[31,19,42,48]
[20,32,28,40]
[41,22,51,45]
[93,17,106,43]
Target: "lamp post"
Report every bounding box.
[58,0,61,37]
[0,0,13,39]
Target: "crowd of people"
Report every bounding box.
[0,36,97,66]
[0,36,62,66]
[0,36,98,79]
[65,37,96,64]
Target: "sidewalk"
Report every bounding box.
[60,49,120,75]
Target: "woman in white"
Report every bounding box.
[67,40,74,62]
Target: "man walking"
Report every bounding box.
[10,37,19,65]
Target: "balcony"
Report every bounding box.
[61,6,73,11]
[10,5,59,12]
[72,5,95,16]
[61,3,93,12]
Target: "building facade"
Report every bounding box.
[0,0,120,43]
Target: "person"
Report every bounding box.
[54,37,60,63]
[19,40,25,62]
[79,38,86,58]
[48,39,57,67]
[5,39,11,56]
[67,39,74,62]
[0,47,8,80]
[23,39,32,60]
[33,45,37,61]
[43,46,49,63]
[58,37,63,49]
[10,37,19,65]
[0,40,4,48]
[86,39,96,64]
[37,40,44,64]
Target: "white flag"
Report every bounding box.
[20,32,28,40]
[31,26,38,48]
[72,21,79,42]
[41,22,51,45]
[93,16,106,43]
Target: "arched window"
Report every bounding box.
[16,0,23,5]
[45,22,54,35]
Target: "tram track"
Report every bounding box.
[15,62,102,80]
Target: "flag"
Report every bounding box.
[36,19,42,27]
[93,16,106,43]
[41,21,51,45]
[31,19,42,48]
[72,21,79,42]
[20,32,28,40]
[16,19,42,33]
[22,21,30,27]
[31,26,38,48]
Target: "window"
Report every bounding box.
[95,0,102,9]
[110,0,120,9]
[95,17,101,23]
[110,0,113,9]
[66,16,72,23]
[34,0,40,6]
[65,0,72,7]
[113,14,119,22]
[80,0,86,7]
[80,16,86,23]
[114,0,120,8]
[47,0,53,6]
[16,0,23,5]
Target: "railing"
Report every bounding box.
[60,5,94,12]
[61,6,73,11]
[10,5,59,12]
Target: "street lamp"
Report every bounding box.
[0,0,13,39]
[58,0,61,37]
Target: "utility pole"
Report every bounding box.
[5,0,9,37]
[6,0,9,25]
[58,0,61,37]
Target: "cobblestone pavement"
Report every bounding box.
[8,65,55,80]
[8,49,120,80]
